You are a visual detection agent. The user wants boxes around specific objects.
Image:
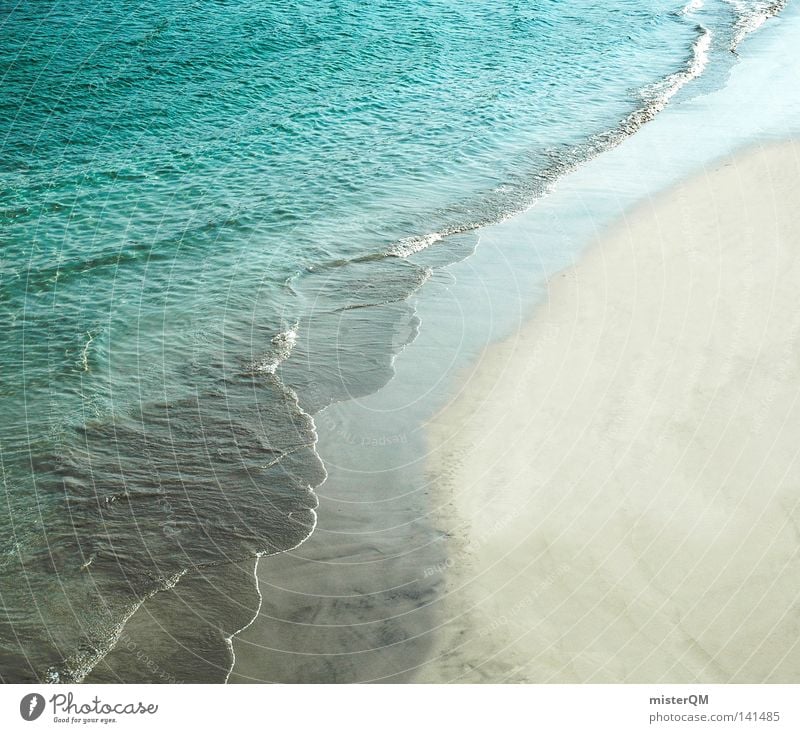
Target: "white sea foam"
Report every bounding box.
[626,27,712,130]
[387,215,517,258]
[659,28,711,100]
[388,230,451,258]
[249,324,299,375]
[79,328,98,372]
[224,385,324,684]
[726,0,786,50]
[681,0,704,14]
[44,568,188,684]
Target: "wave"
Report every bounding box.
[9,355,325,683]
[247,325,299,375]
[726,0,787,50]
[387,224,483,258]
[625,27,712,128]
[43,569,187,684]
[383,23,715,261]
[681,0,705,13]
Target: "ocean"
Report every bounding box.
[0,0,786,682]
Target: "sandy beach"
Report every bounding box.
[412,141,800,682]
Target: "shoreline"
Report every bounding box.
[228,392,447,683]
[412,140,800,682]
[106,5,800,680]
[3,1,798,687]
[228,0,800,678]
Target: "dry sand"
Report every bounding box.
[412,141,800,682]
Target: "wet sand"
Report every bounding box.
[228,393,448,683]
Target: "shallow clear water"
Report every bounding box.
[0,0,784,681]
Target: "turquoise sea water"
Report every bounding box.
[0,0,785,682]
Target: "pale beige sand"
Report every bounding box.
[413,141,800,682]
